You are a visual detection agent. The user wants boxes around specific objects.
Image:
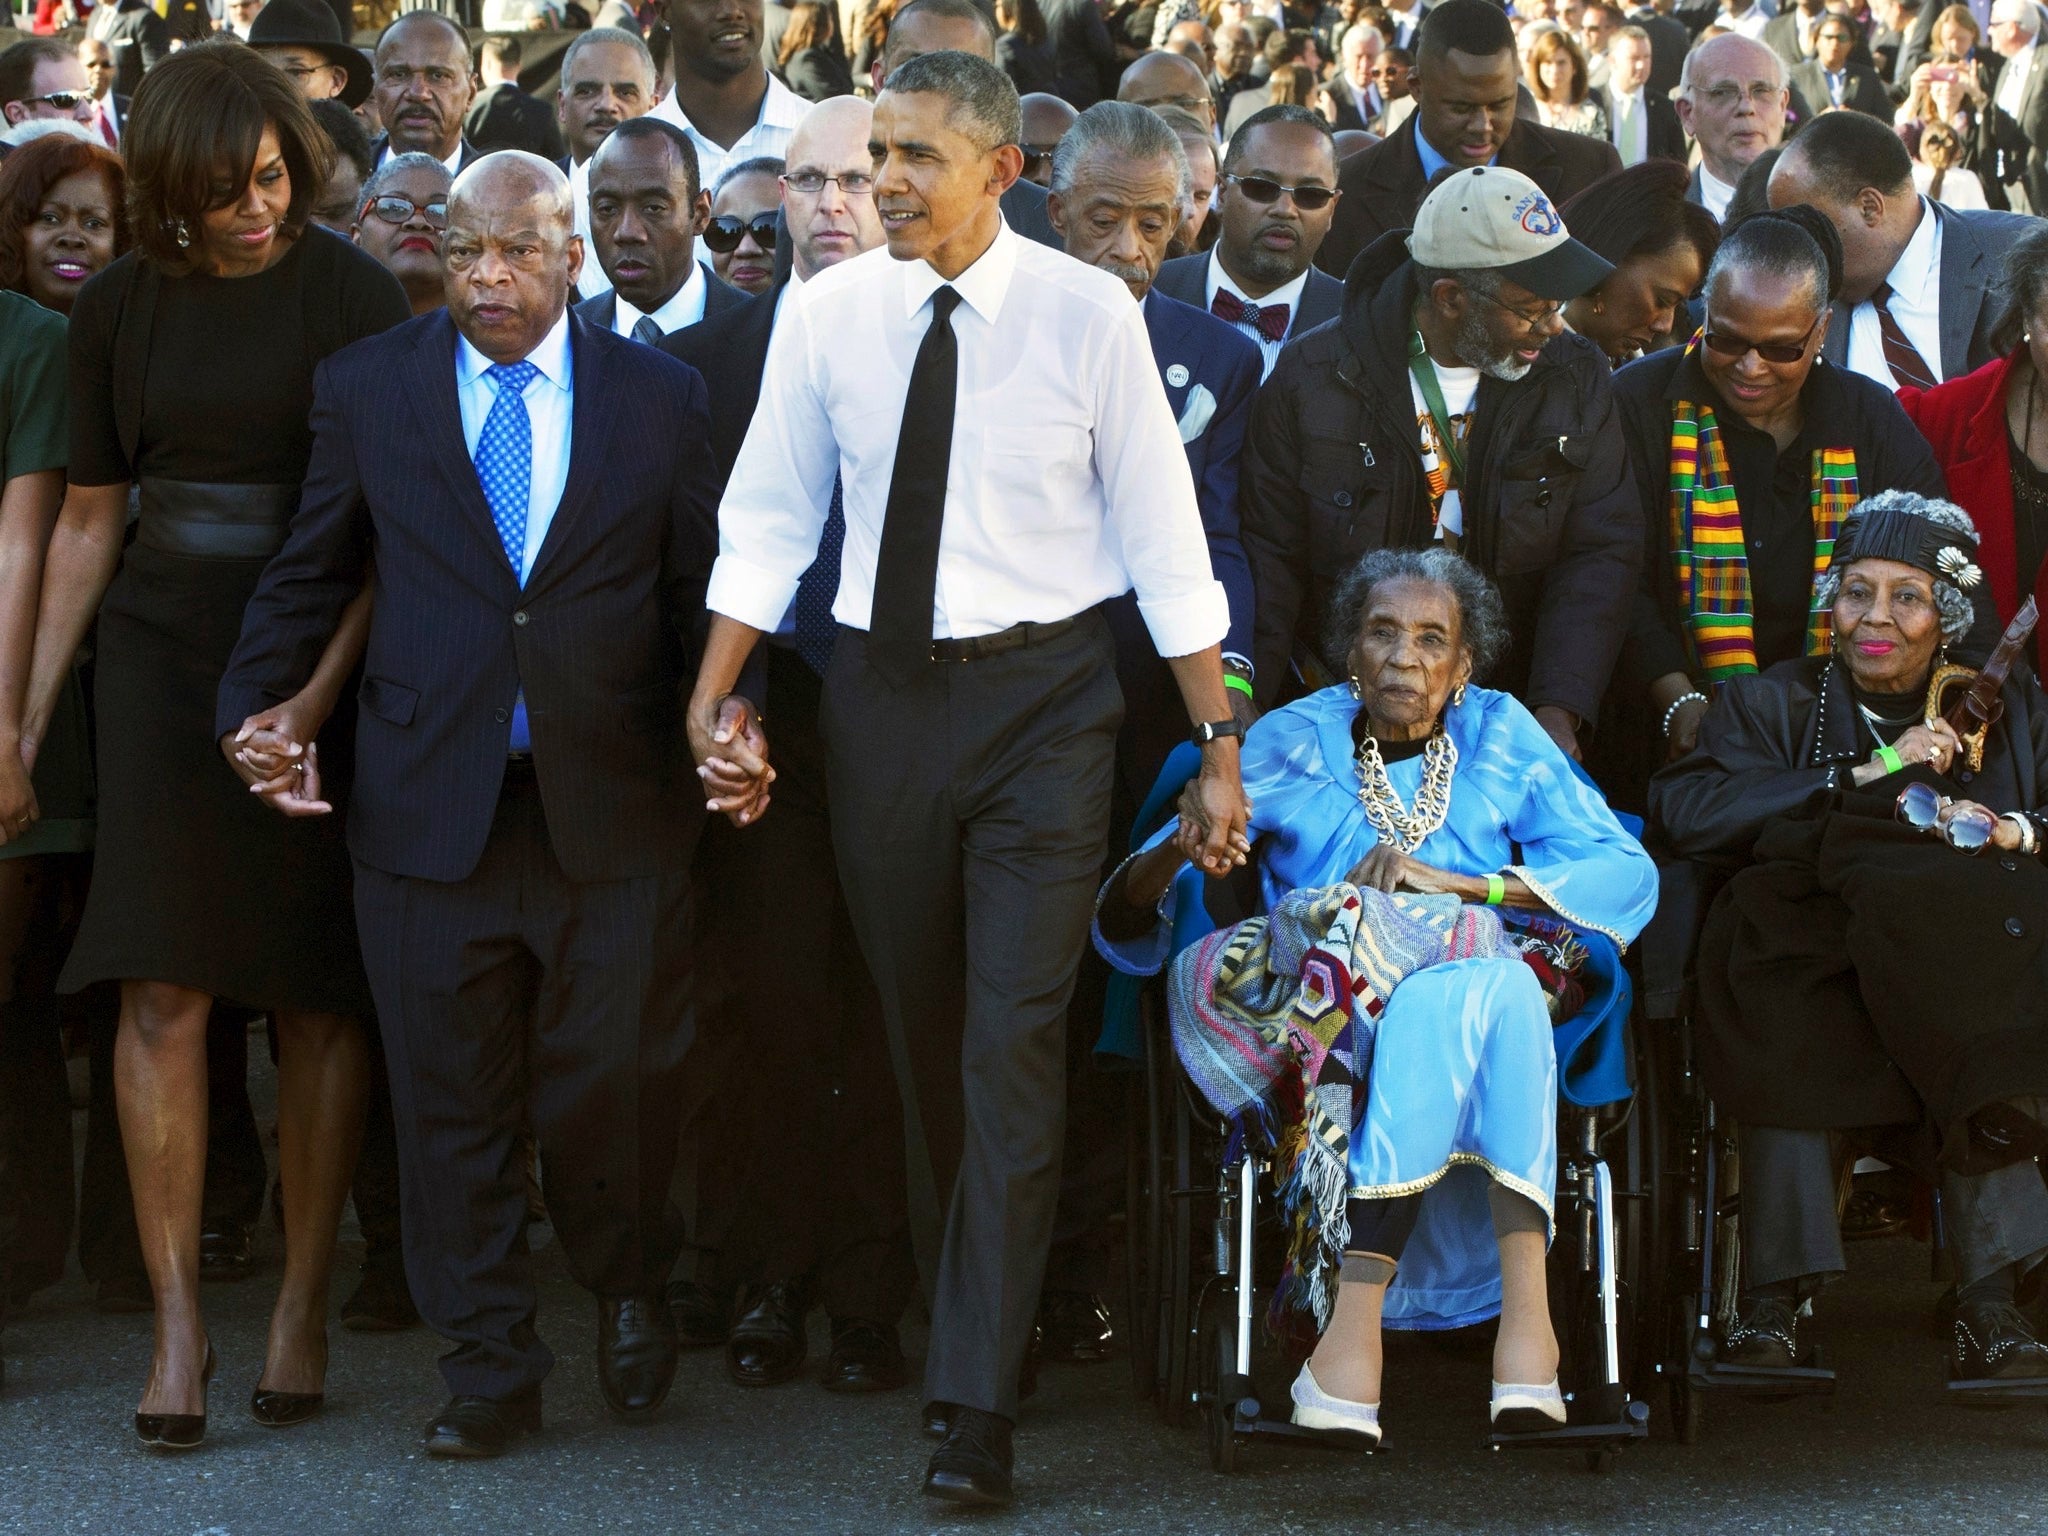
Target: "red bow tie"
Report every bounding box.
[1211,288,1290,342]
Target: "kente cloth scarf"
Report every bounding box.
[1667,398,1860,682]
[1168,884,1505,1326]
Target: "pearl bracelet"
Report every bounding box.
[1661,690,1709,739]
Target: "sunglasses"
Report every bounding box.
[1700,311,1823,364]
[1223,173,1338,211]
[28,91,89,111]
[702,212,777,254]
[1020,142,1061,173]
[1895,780,2000,853]
[365,194,448,228]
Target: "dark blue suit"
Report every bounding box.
[218,307,722,1401]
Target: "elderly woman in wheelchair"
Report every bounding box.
[1654,492,2048,1386]
[1095,548,1658,1445]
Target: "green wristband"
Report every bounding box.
[1876,743,1904,776]
[1224,673,1255,701]
[1484,873,1506,906]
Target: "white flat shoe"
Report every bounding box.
[1289,1361,1382,1444]
[1490,1377,1567,1433]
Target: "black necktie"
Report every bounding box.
[867,285,962,686]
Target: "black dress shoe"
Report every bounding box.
[135,1345,216,1452]
[923,1406,1014,1508]
[1719,1296,1800,1369]
[93,1273,153,1315]
[726,1283,809,1388]
[249,1387,324,1427]
[665,1279,729,1348]
[822,1319,908,1394]
[1953,1296,2048,1380]
[422,1391,542,1458]
[598,1295,679,1421]
[924,1353,1037,1438]
[340,1264,419,1333]
[1034,1290,1114,1364]
[198,1222,254,1282]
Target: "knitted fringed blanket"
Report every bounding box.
[1167,884,1506,1327]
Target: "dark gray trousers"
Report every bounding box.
[353,781,691,1400]
[820,616,1122,1419]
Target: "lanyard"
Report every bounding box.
[1407,331,1467,487]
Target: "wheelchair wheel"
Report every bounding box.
[1197,1286,1244,1474]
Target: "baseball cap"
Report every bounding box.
[1407,165,1612,302]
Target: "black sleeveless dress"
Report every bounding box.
[58,228,409,1014]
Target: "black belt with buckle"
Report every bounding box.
[929,617,1078,663]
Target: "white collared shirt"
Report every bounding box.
[569,155,608,300]
[1848,196,1946,388]
[1697,165,1737,223]
[381,138,464,177]
[1999,42,2035,118]
[710,221,1226,655]
[454,310,574,584]
[1610,86,1648,165]
[1203,249,1310,381]
[1715,2,1773,39]
[649,72,807,199]
[613,261,710,339]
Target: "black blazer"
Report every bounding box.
[661,285,779,481]
[216,308,722,885]
[1318,112,1622,278]
[465,84,567,160]
[88,0,168,97]
[1789,59,1895,122]
[571,263,749,336]
[1151,251,1344,344]
[1591,86,1688,163]
[1002,177,1062,248]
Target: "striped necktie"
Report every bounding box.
[1872,282,1936,391]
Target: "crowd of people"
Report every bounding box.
[4,0,2048,1513]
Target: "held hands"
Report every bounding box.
[688,693,774,826]
[224,702,333,816]
[1171,754,1252,876]
[1344,841,1465,895]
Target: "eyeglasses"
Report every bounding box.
[1896,780,2000,853]
[1471,287,1565,328]
[365,194,449,228]
[1020,142,1062,174]
[1700,311,1823,364]
[703,211,778,253]
[1699,82,1784,109]
[1222,173,1338,210]
[25,91,89,111]
[781,170,876,197]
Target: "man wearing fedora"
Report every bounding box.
[250,0,374,111]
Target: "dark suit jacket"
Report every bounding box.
[1626,8,1692,101]
[369,135,485,173]
[465,83,567,160]
[216,309,721,886]
[1981,42,2048,210]
[1318,113,1622,278]
[571,263,749,337]
[1002,177,1062,248]
[1151,251,1344,346]
[1763,7,1877,72]
[1789,59,1894,121]
[1818,203,2035,381]
[1590,86,1687,162]
[1042,0,1118,107]
[88,0,168,97]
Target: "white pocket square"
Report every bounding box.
[1176,383,1216,444]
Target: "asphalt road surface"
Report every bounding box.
[5,1142,2047,1532]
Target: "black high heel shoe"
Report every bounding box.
[135,1344,216,1452]
[250,1386,325,1428]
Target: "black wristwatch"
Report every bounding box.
[1192,718,1246,745]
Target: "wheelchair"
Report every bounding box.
[1635,857,2048,1443]
[1111,747,1657,1473]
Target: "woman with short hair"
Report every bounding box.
[0,132,127,315]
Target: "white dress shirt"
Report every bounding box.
[650,72,807,200]
[1609,86,1648,166]
[569,155,608,301]
[710,221,1227,656]
[1998,42,2035,119]
[381,138,465,176]
[1697,165,1737,223]
[1204,249,1310,381]
[455,310,574,584]
[1715,1,1774,39]
[1847,196,1946,388]
[612,261,710,339]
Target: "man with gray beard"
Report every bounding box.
[1238,164,1641,762]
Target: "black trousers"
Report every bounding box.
[353,778,691,1400]
[821,616,1122,1419]
[687,646,915,1323]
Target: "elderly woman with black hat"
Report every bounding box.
[248,0,375,110]
[1654,490,2048,1385]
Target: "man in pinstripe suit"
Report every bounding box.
[217,153,725,1459]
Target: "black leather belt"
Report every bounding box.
[928,617,1078,663]
[135,479,297,560]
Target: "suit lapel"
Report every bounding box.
[1935,205,1981,379]
[526,310,615,589]
[409,313,511,564]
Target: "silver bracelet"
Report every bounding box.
[1661,690,1709,739]
[2004,813,2039,856]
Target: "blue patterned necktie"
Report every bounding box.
[792,475,844,676]
[631,315,663,345]
[475,359,539,749]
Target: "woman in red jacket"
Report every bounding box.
[1899,225,2048,672]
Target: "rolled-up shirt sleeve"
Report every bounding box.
[1094,300,1230,659]
[705,290,838,632]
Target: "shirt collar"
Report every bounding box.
[616,260,709,334]
[383,138,464,176]
[1208,247,1310,315]
[901,218,1017,325]
[666,71,810,139]
[1882,196,1940,295]
[456,308,573,391]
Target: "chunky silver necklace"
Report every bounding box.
[1354,727,1457,852]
